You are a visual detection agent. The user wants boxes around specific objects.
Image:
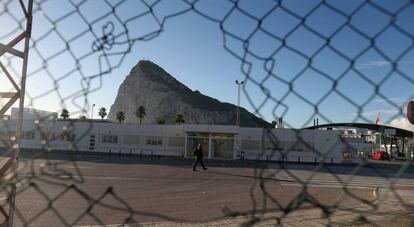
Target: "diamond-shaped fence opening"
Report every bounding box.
[0,0,413,226]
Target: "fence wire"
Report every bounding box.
[1,0,414,226]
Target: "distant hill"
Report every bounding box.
[108,60,271,127]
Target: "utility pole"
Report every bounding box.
[235,80,244,126]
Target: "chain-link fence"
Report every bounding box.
[1,0,414,226]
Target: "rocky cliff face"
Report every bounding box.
[108,60,270,127]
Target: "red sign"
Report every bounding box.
[408,101,414,125]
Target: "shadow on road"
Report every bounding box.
[7,149,414,180]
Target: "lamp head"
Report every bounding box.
[235,80,244,84]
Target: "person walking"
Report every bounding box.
[193,143,207,171]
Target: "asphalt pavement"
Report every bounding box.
[0,151,412,226]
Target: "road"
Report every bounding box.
[0,152,412,226]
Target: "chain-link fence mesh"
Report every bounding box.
[1,0,414,226]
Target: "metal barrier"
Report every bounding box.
[0,0,413,226]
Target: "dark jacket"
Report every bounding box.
[193,147,203,159]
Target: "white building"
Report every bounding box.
[10,108,57,120]
[307,123,414,160]
[0,109,379,164]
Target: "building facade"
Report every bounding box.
[0,116,354,163]
[5,108,410,163]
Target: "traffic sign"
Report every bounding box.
[408,101,414,125]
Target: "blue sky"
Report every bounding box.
[0,0,413,128]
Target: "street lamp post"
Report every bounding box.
[91,104,95,119]
[235,80,244,126]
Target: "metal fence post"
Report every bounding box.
[6,1,34,226]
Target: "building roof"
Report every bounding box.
[304,123,412,138]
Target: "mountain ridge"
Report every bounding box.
[108,60,271,127]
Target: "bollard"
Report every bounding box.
[314,157,317,165]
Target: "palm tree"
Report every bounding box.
[116,111,125,123]
[98,107,107,120]
[136,105,146,124]
[175,113,185,125]
[157,118,165,124]
[60,109,69,120]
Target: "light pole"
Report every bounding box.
[91,104,95,119]
[235,80,244,126]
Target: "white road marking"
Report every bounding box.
[48,175,146,181]
[28,163,94,169]
[270,170,414,189]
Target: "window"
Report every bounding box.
[60,134,76,142]
[23,131,35,140]
[212,133,234,139]
[187,132,209,138]
[102,135,118,144]
[145,136,163,146]
[212,138,234,159]
[89,135,95,151]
